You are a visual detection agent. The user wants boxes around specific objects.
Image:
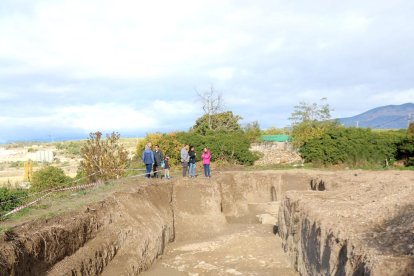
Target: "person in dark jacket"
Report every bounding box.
[188,146,196,178]
[153,145,164,178]
[141,142,154,178]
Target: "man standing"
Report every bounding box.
[142,142,154,178]
[153,145,164,178]
[180,144,189,177]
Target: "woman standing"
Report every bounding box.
[188,146,196,178]
[201,147,211,177]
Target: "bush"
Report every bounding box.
[177,131,259,165]
[136,132,185,168]
[300,127,405,167]
[9,161,24,168]
[31,166,70,192]
[397,136,414,166]
[56,141,84,156]
[0,188,28,215]
[80,132,128,182]
[136,131,259,166]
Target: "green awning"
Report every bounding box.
[261,135,290,142]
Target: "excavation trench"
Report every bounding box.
[1,170,413,275]
[0,171,310,275]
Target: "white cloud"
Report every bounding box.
[58,104,157,131]
[342,13,372,33]
[33,83,74,94]
[0,91,14,100]
[0,0,235,79]
[150,100,198,117]
[208,67,235,81]
[0,99,203,137]
[0,0,414,141]
[370,89,414,106]
[0,103,158,132]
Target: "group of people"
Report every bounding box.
[180,144,211,178]
[141,143,171,179]
[141,142,211,179]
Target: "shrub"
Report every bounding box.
[27,147,37,153]
[80,132,128,182]
[0,188,28,215]
[397,136,414,166]
[136,132,184,168]
[136,131,259,166]
[31,166,70,192]
[300,127,405,166]
[176,131,258,165]
[56,141,84,156]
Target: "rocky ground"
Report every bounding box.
[250,143,302,165]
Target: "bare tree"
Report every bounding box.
[196,85,224,130]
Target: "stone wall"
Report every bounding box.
[250,142,302,165]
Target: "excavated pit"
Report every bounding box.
[0,170,413,275]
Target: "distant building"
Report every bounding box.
[27,151,54,163]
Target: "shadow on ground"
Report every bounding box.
[364,203,414,272]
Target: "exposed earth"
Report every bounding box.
[0,169,413,275]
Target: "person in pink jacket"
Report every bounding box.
[201,147,211,177]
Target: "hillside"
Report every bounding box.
[338,103,414,129]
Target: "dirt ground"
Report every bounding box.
[0,169,413,275]
[143,224,296,276]
[279,170,414,275]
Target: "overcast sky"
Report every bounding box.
[1,0,414,142]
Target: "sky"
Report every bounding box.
[1,0,414,142]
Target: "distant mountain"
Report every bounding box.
[338,103,414,129]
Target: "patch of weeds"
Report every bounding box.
[33,204,50,210]
[396,166,414,171]
[40,211,57,220]
[8,207,31,220]
[0,226,13,234]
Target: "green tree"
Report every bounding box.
[289,98,337,148]
[289,98,332,124]
[191,111,242,135]
[244,121,261,142]
[262,127,287,135]
[80,132,128,182]
[31,166,70,192]
[407,122,414,136]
